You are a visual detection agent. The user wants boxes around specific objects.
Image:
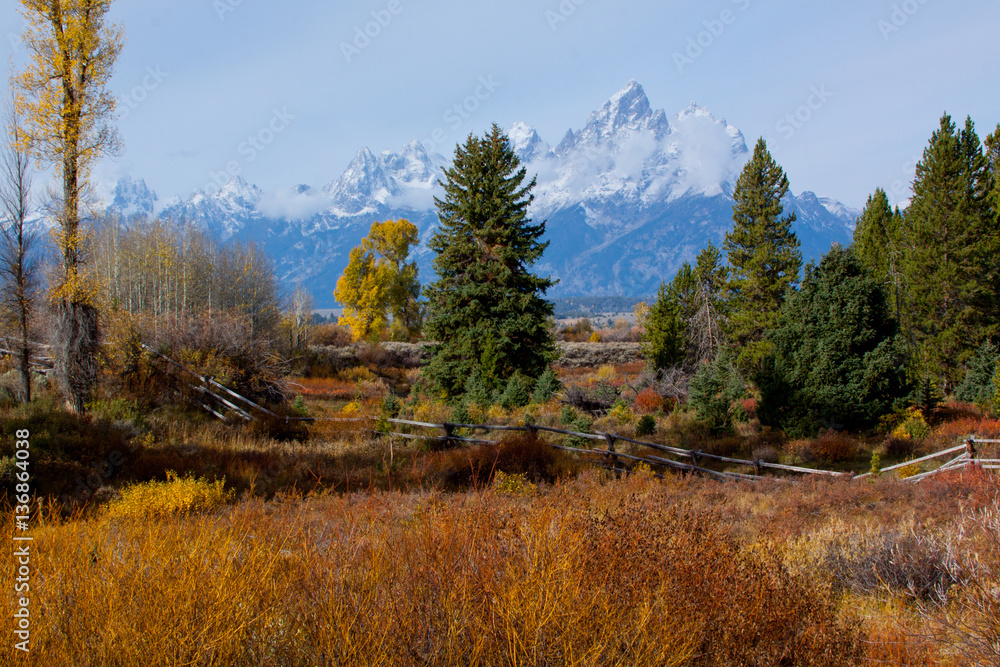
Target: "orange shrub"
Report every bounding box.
[935,416,1000,440]
[294,377,358,400]
[785,438,815,463]
[633,387,664,415]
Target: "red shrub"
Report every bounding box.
[936,416,1000,440]
[633,388,664,415]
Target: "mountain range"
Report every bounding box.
[107,81,859,308]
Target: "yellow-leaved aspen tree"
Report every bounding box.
[334,219,420,342]
[15,0,124,412]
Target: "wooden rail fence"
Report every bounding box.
[142,344,1000,483]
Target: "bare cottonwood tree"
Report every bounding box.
[15,0,124,412]
[287,284,313,353]
[0,94,39,403]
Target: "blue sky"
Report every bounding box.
[4,0,999,209]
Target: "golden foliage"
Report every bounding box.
[335,219,421,342]
[104,471,234,520]
[5,484,873,666]
[491,470,536,495]
[15,0,125,294]
[608,401,637,426]
[14,0,124,169]
[893,408,931,440]
[634,301,650,327]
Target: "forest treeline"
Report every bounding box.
[0,0,997,426]
[642,114,1000,436]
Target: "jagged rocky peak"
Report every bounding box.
[103,79,859,305]
[321,141,447,214]
[112,175,158,216]
[570,80,670,149]
[216,176,262,207]
[382,140,441,186]
[670,103,746,149]
[324,146,397,207]
[508,122,551,162]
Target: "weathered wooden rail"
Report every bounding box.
[366,419,997,483]
[0,339,55,375]
[142,344,999,483]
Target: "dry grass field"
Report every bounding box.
[2,360,999,666]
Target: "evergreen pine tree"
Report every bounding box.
[670,262,698,324]
[688,349,746,433]
[983,124,1000,340]
[531,367,562,403]
[642,280,686,370]
[987,124,1000,215]
[899,114,998,389]
[955,340,1000,407]
[724,138,802,371]
[758,246,910,436]
[853,188,904,322]
[423,125,557,397]
[650,246,729,368]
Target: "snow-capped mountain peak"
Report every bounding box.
[217,177,262,207]
[320,141,446,215]
[509,122,551,163]
[111,175,158,218]
[108,80,857,306]
[569,80,670,150]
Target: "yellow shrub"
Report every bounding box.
[597,364,616,381]
[342,401,362,416]
[589,331,602,343]
[338,366,376,383]
[105,472,234,520]
[609,402,636,426]
[892,408,930,440]
[486,404,509,423]
[632,462,655,478]
[492,471,536,496]
[412,401,452,424]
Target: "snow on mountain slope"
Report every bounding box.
[106,81,859,307]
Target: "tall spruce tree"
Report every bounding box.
[987,124,1000,215]
[724,138,802,371]
[423,124,556,397]
[853,188,904,322]
[642,280,687,371]
[984,124,1000,332]
[900,114,998,390]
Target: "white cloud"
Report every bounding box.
[258,187,331,220]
